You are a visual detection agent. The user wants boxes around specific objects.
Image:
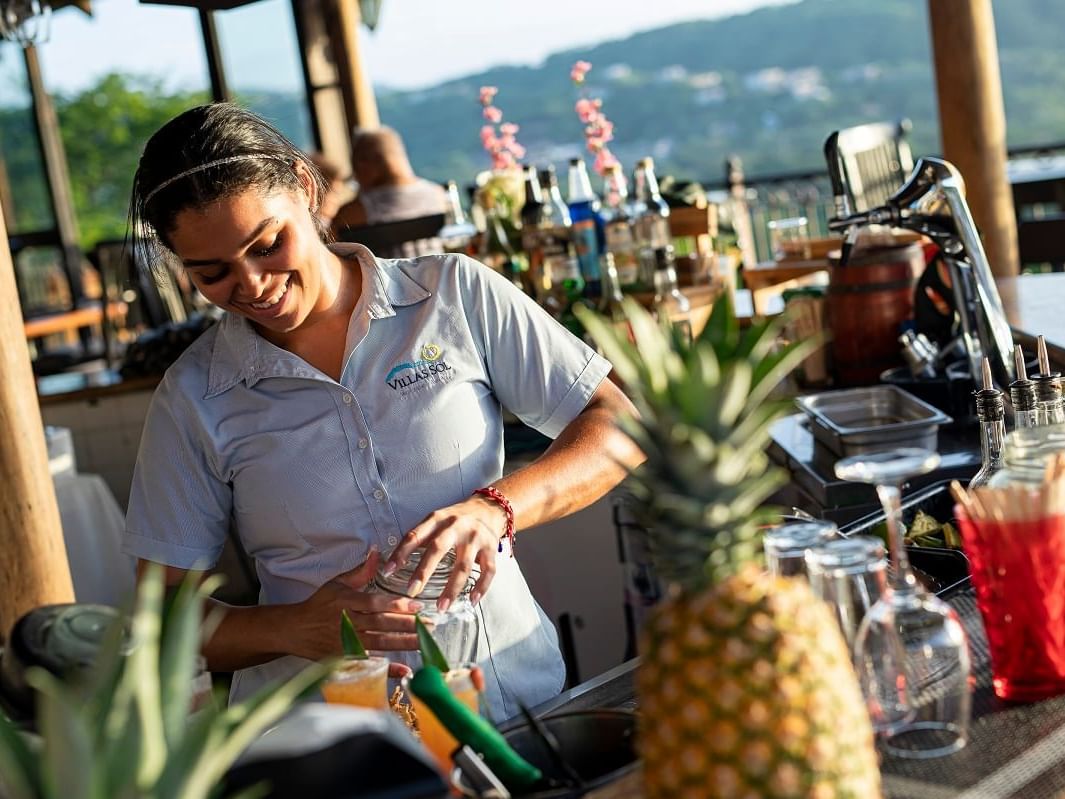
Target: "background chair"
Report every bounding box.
[336,213,446,257]
[824,119,914,214]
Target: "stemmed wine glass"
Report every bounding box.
[834,447,971,759]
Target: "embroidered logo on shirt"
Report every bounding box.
[385,342,455,395]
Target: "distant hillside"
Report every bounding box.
[376,0,1065,187]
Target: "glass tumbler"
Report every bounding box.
[768,216,811,260]
[763,519,838,577]
[372,549,479,673]
[805,536,887,648]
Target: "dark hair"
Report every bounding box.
[129,103,330,265]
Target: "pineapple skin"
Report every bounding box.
[637,566,883,799]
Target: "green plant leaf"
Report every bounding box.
[0,710,40,799]
[159,575,206,748]
[177,662,332,799]
[416,615,451,673]
[127,563,169,789]
[29,668,97,799]
[340,610,369,659]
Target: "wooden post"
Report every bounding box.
[0,205,74,641]
[928,0,1019,278]
[329,0,380,131]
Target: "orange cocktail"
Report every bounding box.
[321,656,390,709]
[404,665,480,774]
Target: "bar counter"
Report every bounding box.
[527,587,1065,799]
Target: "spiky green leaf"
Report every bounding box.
[340,610,369,659]
[0,712,40,799]
[416,615,451,673]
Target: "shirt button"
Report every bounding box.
[358,438,369,449]
[342,394,352,405]
[373,489,385,500]
[387,535,398,546]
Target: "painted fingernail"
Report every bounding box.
[470,591,482,606]
[437,597,451,613]
[381,562,397,577]
[408,579,424,596]
[409,601,424,612]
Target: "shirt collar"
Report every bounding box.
[204,243,431,398]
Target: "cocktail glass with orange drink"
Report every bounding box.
[321,655,390,710]
[403,663,483,774]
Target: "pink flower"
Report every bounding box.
[475,86,525,171]
[575,98,597,123]
[571,60,619,175]
[570,60,592,83]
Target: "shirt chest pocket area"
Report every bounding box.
[227,427,366,557]
[372,378,493,513]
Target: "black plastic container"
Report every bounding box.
[840,479,971,598]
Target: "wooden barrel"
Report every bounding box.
[827,243,922,386]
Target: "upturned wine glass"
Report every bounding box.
[834,447,971,759]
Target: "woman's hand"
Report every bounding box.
[383,495,505,611]
[291,548,422,665]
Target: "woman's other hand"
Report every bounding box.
[293,548,421,661]
[383,495,505,611]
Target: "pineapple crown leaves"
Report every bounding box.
[574,295,820,593]
[340,610,369,659]
[0,564,331,799]
[416,616,451,673]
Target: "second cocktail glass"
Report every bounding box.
[834,447,971,759]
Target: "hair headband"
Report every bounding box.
[142,154,289,207]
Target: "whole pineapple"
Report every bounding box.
[576,298,881,799]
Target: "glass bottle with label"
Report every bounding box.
[372,549,479,672]
[566,157,603,298]
[602,164,640,292]
[652,245,692,343]
[538,166,583,322]
[520,164,546,299]
[632,158,672,292]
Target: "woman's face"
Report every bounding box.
[168,180,333,338]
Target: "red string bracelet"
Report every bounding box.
[473,486,516,556]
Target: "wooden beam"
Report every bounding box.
[291,0,354,172]
[0,204,74,642]
[928,0,1019,278]
[329,0,380,131]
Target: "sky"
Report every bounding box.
[20,0,791,97]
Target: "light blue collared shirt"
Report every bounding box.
[124,244,611,719]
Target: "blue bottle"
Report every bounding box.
[566,157,603,298]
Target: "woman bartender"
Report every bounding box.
[122,103,642,721]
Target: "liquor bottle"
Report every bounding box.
[566,157,603,298]
[538,167,583,326]
[596,252,627,324]
[968,358,1006,490]
[632,158,672,292]
[1010,344,1039,429]
[652,245,692,343]
[601,164,640,292]
[440,180,478,253]
[519,165,546,298]
[1032,335,1065,426]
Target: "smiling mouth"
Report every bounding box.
[247,276,291,310]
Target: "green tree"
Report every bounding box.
[54,73,209,248]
